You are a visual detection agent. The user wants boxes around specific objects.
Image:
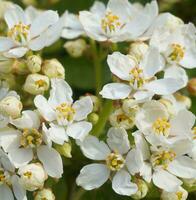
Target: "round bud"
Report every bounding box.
[18,163,47,191]
[0,96,22,119]
[42,59,65,79]
[131,179,148,200]
[55,142,72,158]
[23,74,50,95]
[129,42,149,61]
[0,59,14,74]
[64,39,87,58]
[122,99,139,118]
[12,60,29,75]
[161,187,188,200]
[187,78,196,96]
[109,108,134,130]
[27,55,42,73]
[88,113,99,125]
[34,188,55,200]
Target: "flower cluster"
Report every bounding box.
[0,0,195,199]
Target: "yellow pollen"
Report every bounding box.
[0,170,5,183]
[169,43,185,63]
[35,80,47,88]
[101,11,122,33]
[7,22,30,43]
[151,150,176,169]
[176,191,183,200]
[106,152,125,171]
[192,127,196,140]
[152,118,170,137]
[20,128,42,148]
[23,171,32,179]
[129,67,145,88]
[56,103,75,122]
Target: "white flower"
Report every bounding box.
[34,188,55,200]
[0,5,64,58]
[126,132,196,192]
[76,127,138,196]
[34,78,93,142]
[161,186,188,200]
[135,100,196,145]
[100,48,186,101]
[0,110,63,178]
[0,149,27,200]
[18,163,47,191]
[150,23,196,69]
[79,0,158,42]
[61,11,85,39]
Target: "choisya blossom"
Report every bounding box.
[79,0,158,42]
[0,149,27,200]
[0,110,63,178]
[76,127,138,196]
[135,100,195,145]
[126,132,196,192]
[100,48,187,101]
[0,5,64,58]
[34,78,93,142]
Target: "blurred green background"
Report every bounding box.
[11,0,196,199]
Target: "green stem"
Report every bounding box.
[91,100,113,137]
[90,39,102,97]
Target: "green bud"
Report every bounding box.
[55,142,72,158]
[131,179,148,200]
[88,113,99,125]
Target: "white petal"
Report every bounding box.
[107,127,130,154]
[4,47,28,58]
[12,175,27,200]
[4,5,26,28]
[152,169,182,192]
[8,148,33,168]
[107,52,135,81]
[145,78,184,95]
[100,83,131,100]
[180,49,196,69]
[37,145,63,178]
[30,10,59,38]
[168,156,196,179]
[11,110,40,129]
[48,79,73,107]
[73,96,93,121]
[112,169,138,196]
[0,185,14,200]
[140,162,152,183]
[34,95,56,122]
[28,34,46,51]
[66,121,92,141]
[133,90,154,101]
[79,11,106,41]
[0,37,15,52]
[90,1,105,17]
[76,163,110,190]
[80,135,110,160]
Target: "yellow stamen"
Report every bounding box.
[23,171,32,179]
[152,118,170,137]
[168,43,185,63]
[129,67,145,88]
[106,152,125,171]
[56,103,75,122]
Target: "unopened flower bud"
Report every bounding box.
[55,142,72,158]
[42,59,65,79]
[18,163,48,191]
[109,108,134,130]
[64,39,87,58]
[161,186,188,200]
[34,188,55,200]
[159,98,174,115]
[23,74,50,95]
[122,99,139,118]
[0,59,14,73]
[129,42,149,61]
[0,96,22,119]
[187,78,196,96]
[174,93,191,109]
[12,60,29,75]
[88,113,99,125]
[27,55,42,73]
[131,179,148,200]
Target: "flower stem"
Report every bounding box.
[91,100,113,137]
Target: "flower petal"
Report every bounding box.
[0,37,15,52]
[0,185,14,200]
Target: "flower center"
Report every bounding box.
[152,118,170,137]
[176,191,183,200]
[7,22,30,43]
[23,171,32,179]
[168,43,185,63]
[106,152,125,171]
[151,150,176,169]
[35,80,48,89]
[20,128,43,148]
[129,67,145,89]
[0,169,5,184]
[192,127,196,140]
[101,11,122,33]
[56,103,75,122]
